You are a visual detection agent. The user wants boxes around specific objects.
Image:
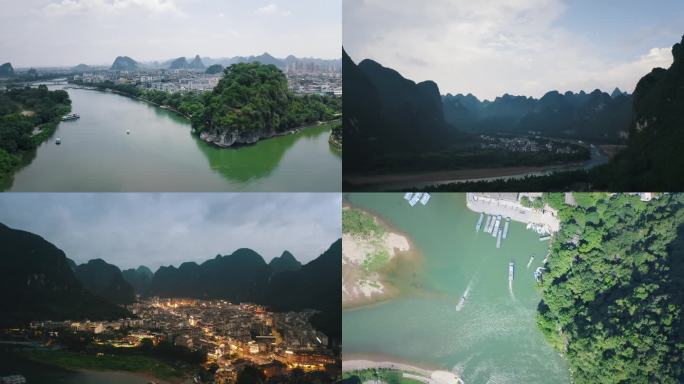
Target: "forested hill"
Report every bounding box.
[195,62,340,147]
[0,223,130,327]
[342,49,468,173]
[0,86,71,182]
[442,89,632,143]
[537,193,684,383]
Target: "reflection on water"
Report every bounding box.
[5,87,340,191]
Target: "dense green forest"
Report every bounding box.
[536,193,684,383]
[74,63,341,140]
[0,85,71,180]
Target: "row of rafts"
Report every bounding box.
[55,113,130,145]
[475,212,510,249]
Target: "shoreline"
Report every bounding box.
[464,193,560,232]
[342,202,422,309]
[67,83,340,149]
[343,357,464,384]
[74,368,184,384]
[344,162,588,191]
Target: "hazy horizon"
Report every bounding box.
[0,193,342,271]
[344,0,684,100]
[0,0,341,67]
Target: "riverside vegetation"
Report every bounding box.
[536,193,684,383]
[73,62,341,147]
[0,85,71,181]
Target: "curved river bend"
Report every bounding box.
[343,193,570,384]
[5,87,341,191]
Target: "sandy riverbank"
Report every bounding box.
[342,205,414,307]
[344,162,587,190]
[343,359,464,384]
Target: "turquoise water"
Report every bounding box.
[343,193,570,384]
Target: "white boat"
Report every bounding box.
[420,193,431,205]
[404,193,414,201]
[475,213,484,232]
[55,137,61,145]
[496,227,502,248]
[408,193,422,207]
[61,113,80,121]
[492,215,501,238]
[126,130,131,134]
[509,262,515,282]
[484,215,493,234]
[502,218,510,239]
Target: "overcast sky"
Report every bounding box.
[0,0,341,67]
[0,193,341,271]
[344,0,684,100]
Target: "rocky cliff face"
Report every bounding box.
[199,127,276,147]
[602,35,684,189]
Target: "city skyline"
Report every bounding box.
[344,0,684,100]
[0,0,342,67]
[0,193,341,270]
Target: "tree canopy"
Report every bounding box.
[537,193,684,383]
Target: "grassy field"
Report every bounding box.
[343,208,385,238]
[21,349,184,381]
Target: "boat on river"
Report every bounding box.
[492,215,501,238]
[420,193,431,205]
[475,213,484,232]
[61,113,79,121]
[496,227,502,248]
[509,261,515,281]
[502,217,511,239]
[484,215,493,234]
[409,193,422,206]
[55,137,61,145]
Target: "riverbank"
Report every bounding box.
[343,359,464,384]
[465,193,560,232]
[342,204,420,308]
[19,348,187,383]
[199,119,340,148]
[344,161,589,191]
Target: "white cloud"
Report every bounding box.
[255,3,291,17]
[255,3,278,15]
[43,0,184,17]
[344,0,675,99]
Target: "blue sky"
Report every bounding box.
[0,193,341,270]
[0,0,341,67]
[344,0,684,99]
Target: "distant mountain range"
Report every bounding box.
[106,52,341,72]
[0,222,341,340]
[442,88,633,142]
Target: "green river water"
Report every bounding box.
[343,193,570,384]
[4,87,341,191]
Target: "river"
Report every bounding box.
[3,87,341,191]
[343,193,570,384]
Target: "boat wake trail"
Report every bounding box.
[508,279,516,301]
[455,282,472,311]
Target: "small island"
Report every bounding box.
[342,206,413,307]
